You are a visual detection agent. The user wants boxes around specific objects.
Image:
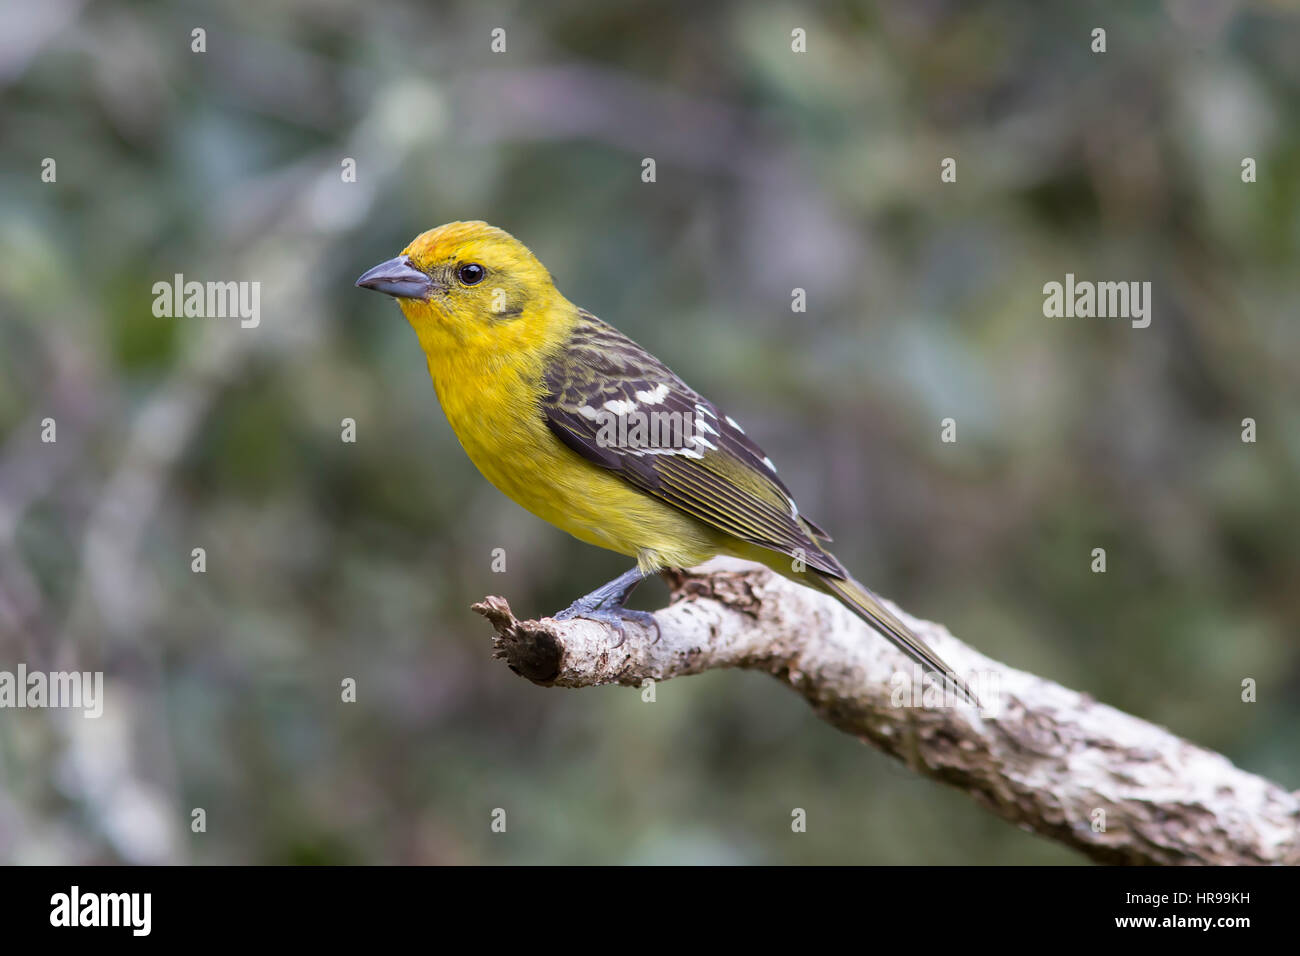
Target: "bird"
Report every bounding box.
[357,221,974,703]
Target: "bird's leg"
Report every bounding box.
[553,566,660,646]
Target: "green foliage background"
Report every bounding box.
[0,0,1297,864]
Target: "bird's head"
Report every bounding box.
[356,221,567,353]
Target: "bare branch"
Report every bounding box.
[474,558,1300,865]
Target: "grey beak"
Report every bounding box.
[355,255,439,300]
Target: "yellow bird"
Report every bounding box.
[357,221,973,702]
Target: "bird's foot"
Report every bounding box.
[553,603,660,647]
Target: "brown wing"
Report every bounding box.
[541,311,844,577]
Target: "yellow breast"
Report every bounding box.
[422,344,717,571]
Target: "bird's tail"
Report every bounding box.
[815,573,978,706]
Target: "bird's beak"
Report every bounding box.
[355,255,440,300]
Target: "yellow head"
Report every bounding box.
[356,221,572,358]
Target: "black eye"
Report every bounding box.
[457,263,485,285]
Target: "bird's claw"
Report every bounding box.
[554,604,659,646]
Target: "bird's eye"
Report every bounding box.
[457,263,485,285]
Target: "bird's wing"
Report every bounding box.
[541,310,844,577]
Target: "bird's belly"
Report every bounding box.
[446,404,717,570]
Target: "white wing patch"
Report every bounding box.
[603,398,637,415]
[634,383,670,405]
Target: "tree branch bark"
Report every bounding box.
[473,558,1300,865]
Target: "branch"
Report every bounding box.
[474,558,1300,865]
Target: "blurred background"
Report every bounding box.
[1,0,1297,864]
